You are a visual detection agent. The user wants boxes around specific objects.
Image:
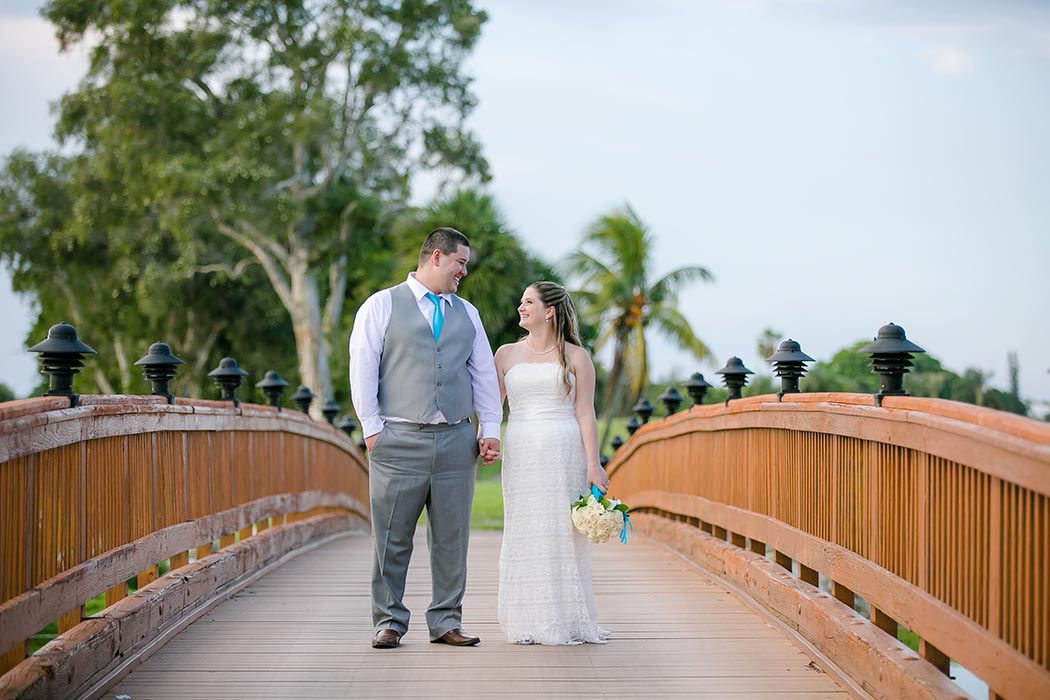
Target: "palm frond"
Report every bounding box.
[649,303,714,361]
[649,265,713,304]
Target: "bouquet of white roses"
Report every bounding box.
[571,485,632,544]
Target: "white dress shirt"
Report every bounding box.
[348,273,502,441]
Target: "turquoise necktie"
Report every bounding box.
[425,292,444,341]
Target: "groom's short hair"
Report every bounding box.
[419,227,470,267]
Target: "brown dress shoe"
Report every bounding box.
[371,629,402,649]
[431,628,480,646]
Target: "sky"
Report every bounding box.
[1,0,1049,405]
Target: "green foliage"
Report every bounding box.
[25,0,491,407]
[0,382,15,403]
[635,342,1033,420]
[564,204,714,449]
[0,150,297,397]
[382,189,558,351]
[742,375,776,398]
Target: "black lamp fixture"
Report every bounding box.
[657,386,683,415]
[256,370,290,409]
[207,357,249,407]
[336,415,358,439]
[133,341,184,405]
[632,397,654,424]
[27,322,97,407]
[683,372,713,406]
[715,356,754,403]
[860,323,925,406]
[321,399,341,425]
[767,339,815,401]
[290,385,315,415]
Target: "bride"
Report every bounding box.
[494,280,611,645]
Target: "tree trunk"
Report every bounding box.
[288,260,332,421]
[598,334,629,453]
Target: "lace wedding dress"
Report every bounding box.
[498,362,608,645]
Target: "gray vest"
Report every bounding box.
[377,283,475,423]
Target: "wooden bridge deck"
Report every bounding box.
[102,531,857,699]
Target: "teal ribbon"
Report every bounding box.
[591,484,631,544]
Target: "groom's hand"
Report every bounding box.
[364,432,380,452]
[479,438,500,465]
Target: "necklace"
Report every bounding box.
[524,337,556,355]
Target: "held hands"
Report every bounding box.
[588,462,610,494]
[479,437,501,465]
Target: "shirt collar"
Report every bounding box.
[406,273,453,306]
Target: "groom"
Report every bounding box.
[349,227,502,649]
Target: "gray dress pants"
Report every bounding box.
[368,420,478,638]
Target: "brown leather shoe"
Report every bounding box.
[371,629,402,649]
[431,628,480,646]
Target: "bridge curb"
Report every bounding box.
[633,512,973,700]
[0,512,368,700]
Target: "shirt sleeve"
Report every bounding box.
[462,299,503,441]
[348,291,389,438]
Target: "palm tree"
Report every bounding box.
[565,204,714,450]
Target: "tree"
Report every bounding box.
[42,0,490,416]
[381,189,558,351]
[0,150,299,399]
[0,383,15,403]
[756,327,781,363]
[565,204,713,449]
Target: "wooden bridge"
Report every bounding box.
[1,391,1048,699]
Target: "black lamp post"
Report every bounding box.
[860,323,925,406]
[28,322,97,407]
[207,357,249,407]
[767,339,815,401]
[715,356,754,403]
[133,342,184,405]
[290,385,315,415]
[632,398,654,424]
[321,399,340,425]
[610,435,625,452]
[683,372,713,406]
[625,416,640,436]
[256,370,290,409]
[658,386,683,415]
[337,415,358,439]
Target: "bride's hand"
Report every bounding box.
[588,463,610,494]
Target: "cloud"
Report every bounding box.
[925,45,976,75]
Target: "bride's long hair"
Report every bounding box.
[528,281,582,396]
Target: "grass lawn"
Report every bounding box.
[471,478,504,530]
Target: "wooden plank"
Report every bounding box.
[103,532,851,699]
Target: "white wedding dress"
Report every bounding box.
[498,362,608,645]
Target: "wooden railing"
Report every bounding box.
[0,394,368,697]
[607,393,1050,700]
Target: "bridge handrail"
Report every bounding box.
[608,392,1050,700]
[0,395,368,681]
